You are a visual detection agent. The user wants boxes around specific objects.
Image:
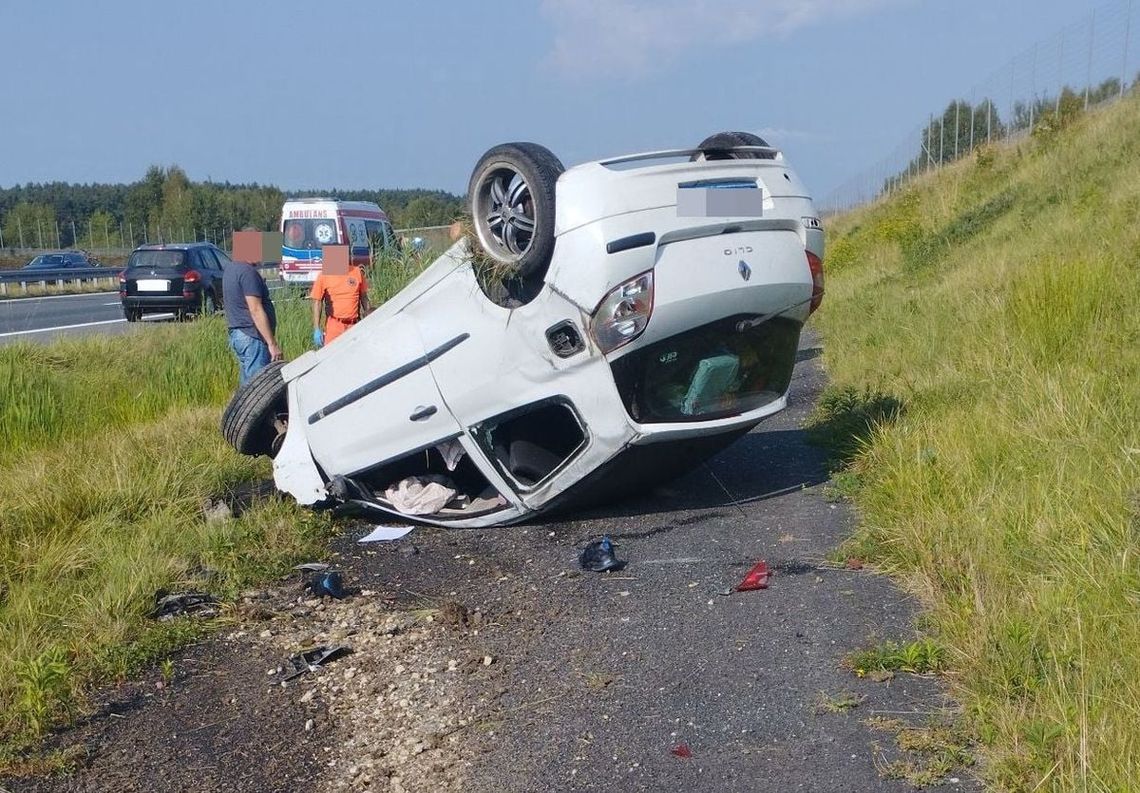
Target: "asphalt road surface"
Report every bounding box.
[333,334,979,792]
[0,291,175,344]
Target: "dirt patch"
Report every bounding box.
[2,550,489,793]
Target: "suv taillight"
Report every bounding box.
[183,270,201,290]
[806,251,824,314]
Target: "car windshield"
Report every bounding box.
[127,250,187,269]
[283,218,339,250]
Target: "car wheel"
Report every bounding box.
[691,131,773,161]
[201,289,218,316]
[468,142,563,281]
[221,361,289,457]
[124,307,141,323]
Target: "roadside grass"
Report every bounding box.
[0,251,431,757]
[847,638,946,677]
[816,91,1140,788]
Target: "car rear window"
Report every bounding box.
[127,250,187,269]
[283,218,339,249]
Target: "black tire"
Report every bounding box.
[467,142,563,280]
[221,361,289,457]
[691,130,774,161]
[124,307,141,322]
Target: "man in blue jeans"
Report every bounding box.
[223,258,282,385]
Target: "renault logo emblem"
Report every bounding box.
[738,260,751,281]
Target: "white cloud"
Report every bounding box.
[540,0,901,79]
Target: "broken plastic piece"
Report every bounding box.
[579,535,626,573]
[294,562,330,574]
[305,571,347,599]
[149,592,219,621]
[284,645,352,681]
[736,560,770,591]
[670,743,693,758]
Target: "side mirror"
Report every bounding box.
[411,237,426,252]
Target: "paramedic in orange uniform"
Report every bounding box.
[310,264,370,346]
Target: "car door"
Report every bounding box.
[188,249,212,292]
[198,248,222,299]
[293,313,466,478]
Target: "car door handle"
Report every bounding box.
[409,405,437,421]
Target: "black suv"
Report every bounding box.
[119,243,230,322]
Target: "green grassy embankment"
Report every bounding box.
[0,249,428,763]
[814,94,1140,789]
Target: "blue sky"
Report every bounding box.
[0,0,1114,199]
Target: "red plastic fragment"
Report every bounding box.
[736,560,770,591]
[670,743,692,758]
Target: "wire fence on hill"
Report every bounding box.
[821,0,1138,214]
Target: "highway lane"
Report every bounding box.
[0,291,176,345]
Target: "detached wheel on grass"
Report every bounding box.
[221,361,289,457]
[467,142,563,281]
[691,130,774,161]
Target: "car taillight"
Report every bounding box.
[806,251,824,314]
[118,270,127,284]
[183,270,201,290]
[590,271,654,353]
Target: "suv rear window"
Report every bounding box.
[127,250,187,269]
[284,218,339,249]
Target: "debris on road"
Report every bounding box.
[736,560,771,591]
[284,645,353,681]
[305,570,348,599]
[358,524,416,543]
[670,743,693,759]
[579,536,626,573]
[149,591,220,621]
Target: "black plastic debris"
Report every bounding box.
[150,591,220,621]
[284,645,353,681]
[304,570,347,599]
[579,535,626,573]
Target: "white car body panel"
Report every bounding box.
[271,145,823,527]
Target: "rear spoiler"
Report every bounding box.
[599,146,782,169]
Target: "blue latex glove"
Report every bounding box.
[312,328,325,348]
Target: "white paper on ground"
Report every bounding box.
[357,524,415,543]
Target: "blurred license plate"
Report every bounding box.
[136,279,169,291]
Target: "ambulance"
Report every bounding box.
[278,198,397,284]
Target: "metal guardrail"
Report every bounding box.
[0,267,119,295]
[0,264,283,297]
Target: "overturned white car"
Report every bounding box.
[222,132,824,528]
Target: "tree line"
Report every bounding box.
[0,165,465,250]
